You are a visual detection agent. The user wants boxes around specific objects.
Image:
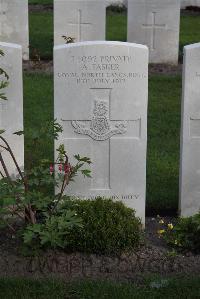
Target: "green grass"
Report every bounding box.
[147,75,181,212]
[23,74,181,212]
[0,277,200,298]
[106,11,127,41]
[29,11,200,60]
[24,74,53,128]
[29,12,53,60]
[179,15,200,57]
[23,74,53,166]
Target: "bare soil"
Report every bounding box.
[29,4,53,13]
[23,60,53,74]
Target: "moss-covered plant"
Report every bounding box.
[56,197,143,255]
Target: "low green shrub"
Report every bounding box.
[163,213,200,253]
[59,197,143,255]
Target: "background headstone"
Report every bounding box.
[180,43,200,217]
[0,0,29,60]
[54,41,148,224]
[54,0,106,45]
[127,0,180,64]
[0,42,24,177]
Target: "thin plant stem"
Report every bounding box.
[0,152,12,183]
[0,135,26,187]
[0,169,5,178]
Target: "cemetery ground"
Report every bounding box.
[1,4,200,298]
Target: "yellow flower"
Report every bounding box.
[157,229,165,235]
[174,240,178,245]
[168,223,173,230]
[159,219,164,224]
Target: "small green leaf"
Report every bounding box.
[13,130,24,136]
[81,169,92,178]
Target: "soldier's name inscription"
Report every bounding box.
[57,55,146,85]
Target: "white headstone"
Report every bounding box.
[0,0,29,60]
[0,42,24,177]
[54,0,106,45]
[180,43,200,217]
[127,0,180,64]
[54,41,148,224]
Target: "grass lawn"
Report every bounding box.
[29,12,53,60]
[23,73,181,213]
[29,11,200,60]
[23,74,53,168]
[147,75,181,213]
[0,276,200,298]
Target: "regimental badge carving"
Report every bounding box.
[71,100,127,141]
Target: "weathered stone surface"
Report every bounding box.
[54,0,106,45]
[0,0,29,60]
[0,42,24,177]
[180,43,200,217]
[127,0,180,64]
[54,41,148,224]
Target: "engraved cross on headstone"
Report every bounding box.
[142,12,166,51]
[62,88,141,191]
[68,9,92,41]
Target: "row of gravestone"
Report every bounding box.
[0,0,192,64]
[0,40,200,225]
